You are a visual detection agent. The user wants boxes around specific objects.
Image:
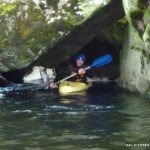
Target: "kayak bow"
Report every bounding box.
[59,81,92,94]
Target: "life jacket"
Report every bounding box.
[70,66,87,83]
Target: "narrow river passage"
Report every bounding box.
[0,83,149,150]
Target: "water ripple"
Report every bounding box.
[12,110,33,113]
[44,104,114,112]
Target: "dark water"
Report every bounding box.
[0,84,150,150]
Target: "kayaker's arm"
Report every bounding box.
[49,65,74,89]
[78,68,86,75]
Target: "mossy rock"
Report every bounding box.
[119,0,150,94]
[0,0,111,72]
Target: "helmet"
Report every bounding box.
[76,54,86,61]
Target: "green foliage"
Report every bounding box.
[0,2,16,15]
[144,9,150,23]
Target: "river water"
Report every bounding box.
[0,83,149,150]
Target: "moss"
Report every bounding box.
[0,0,115,71]
[0,2,16,15]
[137,0,149,9]
[95,21,127,44]
[118,16,128,24]
[0,0,55,69]
[120,0,150,93]
[144,9,150,24]
[129,10,144,20]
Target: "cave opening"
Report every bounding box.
[0,0,125,85]
[55,37,121,81]
[2,36,121,84]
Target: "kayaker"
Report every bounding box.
[69,54,87,82]
[50,54,88,88]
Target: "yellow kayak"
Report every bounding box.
[59,81,92,94]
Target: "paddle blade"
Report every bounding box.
[91,54,113,68]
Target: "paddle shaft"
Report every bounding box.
[55,66,90,84]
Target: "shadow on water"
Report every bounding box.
[0,83,149,150]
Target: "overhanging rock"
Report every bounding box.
[31,0,125,68]
[2,0,125,82]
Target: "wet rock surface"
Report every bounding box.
[119,0,150,94]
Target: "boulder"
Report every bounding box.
[0,0,125,83]
[31,0,125,68]
[119,0,150,94]
[0,0,115,72]
[23,66,56,83]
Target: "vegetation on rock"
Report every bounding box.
[0,0,110,71]
[119,0,150,93]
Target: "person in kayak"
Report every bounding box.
[50,54,88,88]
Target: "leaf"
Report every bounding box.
[0,3,16,15]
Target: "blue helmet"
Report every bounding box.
[76,54,86,61]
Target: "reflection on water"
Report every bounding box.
[0,84,149,150]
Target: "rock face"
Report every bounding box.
[32,0,125,68]
[0,0,111,72]
[3,0,150,95]
[23,66,56,83]
[119,0,150,93]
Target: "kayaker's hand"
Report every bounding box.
[78,68,85,75]
[49,83,58,89]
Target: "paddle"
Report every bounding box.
[55,54,113,84]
